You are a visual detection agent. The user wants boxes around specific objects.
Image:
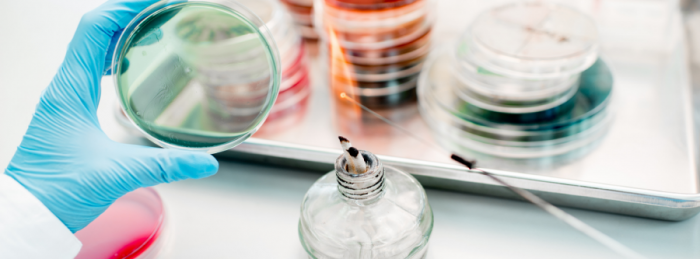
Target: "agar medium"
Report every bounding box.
[113,0,280,153]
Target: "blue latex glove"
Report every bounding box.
[4,0,219,233]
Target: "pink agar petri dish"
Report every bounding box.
[74,188,166,259]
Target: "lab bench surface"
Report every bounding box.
[151,160,700,259]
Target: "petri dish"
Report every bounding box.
[456,2,598,79]
[335,57,425,81]
[345,33,431,65]
[325,0,414,10]
[244,0,311,125]
[298,25,320,39]
[284,0,314,8]
[332,17,429,44]
[316,0,432,50]
[335,82,417,108]
[280,0,318,40]
[74,188,165,259]
[417,47,613,158]
[113,0,280,153]
[323,0,427,16]
[332,24,432,51]
[450,53,580,105]
[270,81,311,120]
[449,66,581,115]
[422,48,612,128]
[290,12,314,26]
[281,44,307,81]
[317,0,431,109]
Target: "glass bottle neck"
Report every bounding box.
[335,151,385,205]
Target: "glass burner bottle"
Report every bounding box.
[299,150,433,259]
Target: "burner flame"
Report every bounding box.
[327,26,360,113]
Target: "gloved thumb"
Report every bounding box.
[111,143,219,191]
[60,0,160,114]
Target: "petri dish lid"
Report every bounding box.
[457,2,599,79]
[113,0,280,153]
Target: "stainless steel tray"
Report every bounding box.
[107,1,700,221]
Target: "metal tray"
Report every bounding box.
[108,1,700,221]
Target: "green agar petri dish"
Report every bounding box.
[112,0,280,153]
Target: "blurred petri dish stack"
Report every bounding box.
[238,0,312,123]
[280,0,319,40]
[418,2,614,159]
[315,0,434,109]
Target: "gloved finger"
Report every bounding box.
[59,0,160,113]
[102,57,129,76]
[102,30,123,76]
[112,144,219,191]
[104,16,171,76]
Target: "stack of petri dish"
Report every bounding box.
[176,0,309,130]
[280,0,318,40]
[418,2,613,159]
[166,3,280,134]
[315,0,433,109]
[238,0,311,123]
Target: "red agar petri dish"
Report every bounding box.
[74,188,165,259]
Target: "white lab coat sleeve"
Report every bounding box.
[0,173,82,259]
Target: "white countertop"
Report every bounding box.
[1,0,699,258]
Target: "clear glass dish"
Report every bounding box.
[455,2,599,80]
[451,53,581,105]
[112,0,281,153]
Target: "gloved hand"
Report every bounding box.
[4,0,219,233]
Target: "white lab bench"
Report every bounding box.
[1,0,699,258]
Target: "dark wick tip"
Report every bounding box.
[338,136,349,142]
[347,147,359,157]
[451,154,475,169]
